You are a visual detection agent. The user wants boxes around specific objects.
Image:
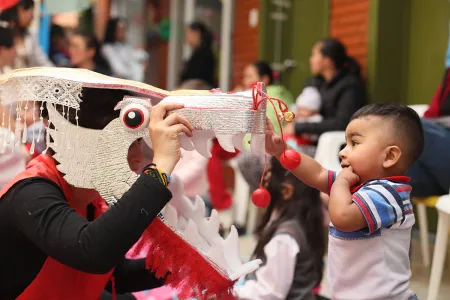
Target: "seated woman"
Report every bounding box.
[102,18,148,82]
[407,68,450,197]
[283,38,365,146]
[69,30,112,75]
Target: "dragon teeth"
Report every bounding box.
[163,203,178,228]
[223,226,242,273]
[232,133,246,152]
[165,175,262,279]
[178,134,195,151]
[206,242,228,271]
[192,130,214,157]
[250,133,265,155]
[183,219,199,245]
[216,134,236,153]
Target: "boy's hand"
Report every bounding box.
[265,117,285,157]
[336,166,360,187]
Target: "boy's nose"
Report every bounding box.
[339,147,347,160]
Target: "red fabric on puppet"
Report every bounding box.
[206,139,239,210]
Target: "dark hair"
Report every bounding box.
[319,38,361,78]
[252,61,273,85]
[253,157,325,286]
[0,0,34,30]
[104,18,126,44]
[72,30,111,75]
[189,21,213,49]
[0,26,15,48]
[50,24,66,39]
[351,103,424,166]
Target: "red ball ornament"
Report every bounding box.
[280,149,301,170]
[252,188,271,208]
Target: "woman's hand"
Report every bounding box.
[149,103,194,175]
[265,117,285,157]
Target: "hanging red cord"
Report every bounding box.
[251,84,302,208]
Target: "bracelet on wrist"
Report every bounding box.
[142,163,170,187]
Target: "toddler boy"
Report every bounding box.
[266,103,423,300]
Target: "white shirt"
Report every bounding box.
[235,234,299,300]
[102,43,148,82]
[327,175,416,300]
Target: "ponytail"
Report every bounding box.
[320,38,362,79]
[345,56,361,79]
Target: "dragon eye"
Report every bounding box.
[120,104,150,132]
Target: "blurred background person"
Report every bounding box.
[180,21,216,87]
[69,30,112,75]
[102,17,148,82]
[0,0,53,68]
[49,24,70,67]
[0,21,16,74]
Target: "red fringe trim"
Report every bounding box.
[133,218,237,300]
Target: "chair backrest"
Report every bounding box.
[314,131,345,172]
[408,104,428,117]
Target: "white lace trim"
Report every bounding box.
[0,76,83,109]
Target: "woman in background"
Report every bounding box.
[284,38,365,139]
[0,0,53,68]
[69,31,112,76]
[0,21,26,188]
[103,18,148,82]
[180,21,216,87]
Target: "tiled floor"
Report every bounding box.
[238,233,450,299]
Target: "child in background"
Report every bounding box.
[235,157,325,300]
[266,103,421,300]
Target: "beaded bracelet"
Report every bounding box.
[142,163,170,187]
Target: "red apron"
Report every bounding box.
[0,155,114,300]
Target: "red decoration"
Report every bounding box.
[280,149,301,170]
[0,0,19,11]
[133,218,236,300]
[251,188,271,208]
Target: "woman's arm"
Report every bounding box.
[12,175,171,274]
[235,234,299,300]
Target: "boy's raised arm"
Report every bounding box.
[276,152,329,193]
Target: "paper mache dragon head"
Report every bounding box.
[0,67,274,299]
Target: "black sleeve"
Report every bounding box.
[11,175,171,274]
[179,49,215,85]
[104,258,164,293]
[295,87,362,135]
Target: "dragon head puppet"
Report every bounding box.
[0,67,272,299]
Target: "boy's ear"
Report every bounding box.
[383,146,402,169]
[281,183,294,200]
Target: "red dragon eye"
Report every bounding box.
[120,104,150,132]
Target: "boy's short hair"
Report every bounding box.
[351,103,424,166]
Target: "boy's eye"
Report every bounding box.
[351,140,358,146]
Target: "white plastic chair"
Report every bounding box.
[427,193,450,300]
[314,131,345,171]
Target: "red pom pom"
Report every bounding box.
[280,149,301,170]
[252,188,271,208]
